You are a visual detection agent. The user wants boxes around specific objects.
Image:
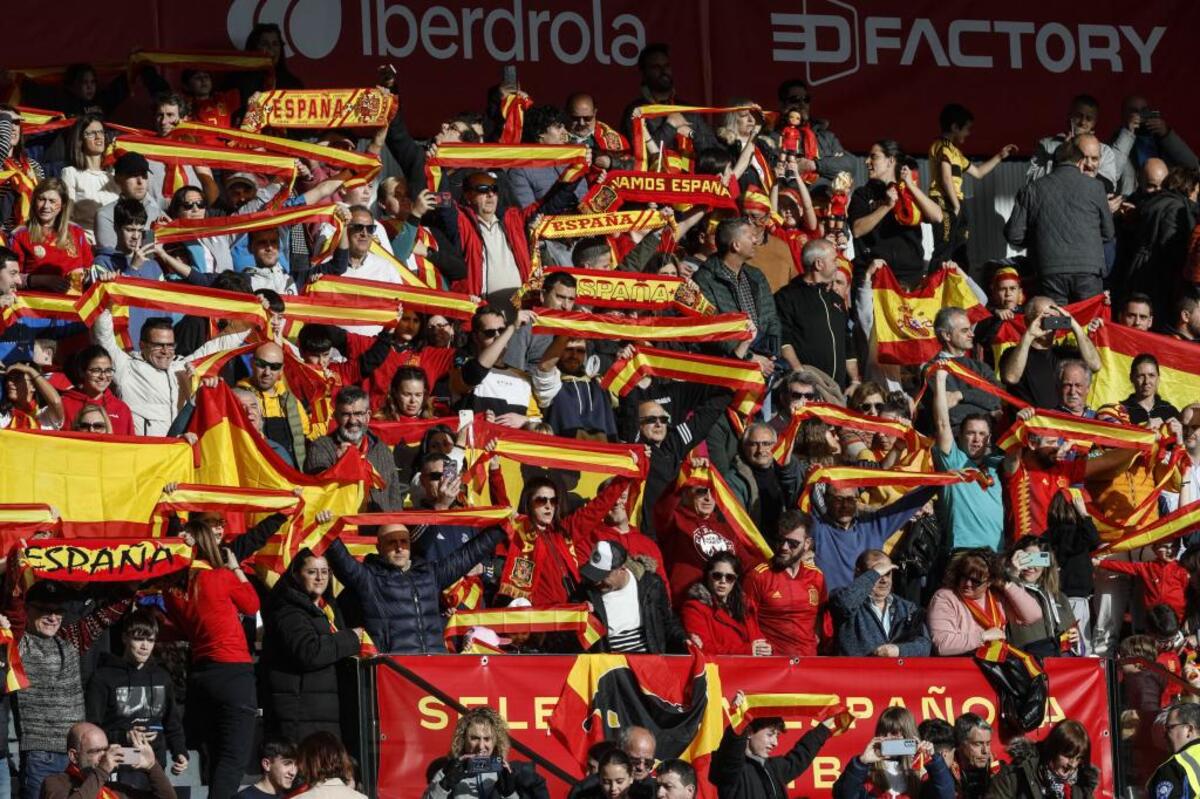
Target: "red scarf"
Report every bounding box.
[892,178,921,226]
[959,589,1006,630]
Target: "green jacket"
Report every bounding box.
[692,255,780,356]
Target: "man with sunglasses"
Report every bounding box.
[564,92,628,170]
[329,205,405,297]
[744,510,826,657]
[236,342,313,468]
[656,459,745,608]
[451,305,539,428]
[722,423,800,536]
[768,79,856,187]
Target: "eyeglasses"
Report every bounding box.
[146,341,176,351]
[348,222,376,235]
[180,201,205,210]
[629,757,655,768]
[747,440,774,449]
[82,129,106,139]
[254,239,280,250]
[1166,722,1194,734]
[86,367,115,376]
[532,495,558,507]
[778,537,806,550]
[790,390,816,401]
[858,402,884,413]
[786,93,811,105]
[640,415,670,425]
[569,115,595,124]
[74,421,108,432]
[467,184,498,195]
[709,572,737,583]
[423,472,443,481]
[253,358,284,371]
[336,409,370,420]
[479,327,506,340]
[689,487,711,498]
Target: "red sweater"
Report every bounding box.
[60,387,134,435]
[167,568,259,664]
[1099,558,1189,621]
[11,224,93,280]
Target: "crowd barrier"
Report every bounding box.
[349,654,1119,799]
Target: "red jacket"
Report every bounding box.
[453,204,536,296]
[654,482,757,608]
[1098,558,1188,621]
[166,568,259,664]
[680,583,763,655]
[60,386,134,435]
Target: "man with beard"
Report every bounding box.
[932,369,1003,551]
[743,511,826,657]
[532,334,617,440]
[304,386,404,511]
[620,44,718,154]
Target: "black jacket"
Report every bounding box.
[988,744,1098,799]
[1043,518,1101,598]
[576,566,687,654]
[326,527,505,654]
[85,653,186,768]
[709,723,831,799]
[774,278,850,387]
[260,574,360,742]
[569,774,654,799]
[1147,739,1200,799]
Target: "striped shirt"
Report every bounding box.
[601,570,648,653]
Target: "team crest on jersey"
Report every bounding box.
[511,557,534,589]
[808,587,820,606]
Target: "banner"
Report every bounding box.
[240,87,397,131]
[534,267,687,312]
[375,655,1112,799]
[601,346,765,415]
[581,171,738,211]
[19,538,193,582]
[304,275,478,320]
[872,266,989,365]
[531,309,751,343]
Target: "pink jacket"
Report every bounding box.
[927,583,1044,656]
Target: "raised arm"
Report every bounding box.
[931,368,954,456]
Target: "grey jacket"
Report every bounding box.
[304,432,405,511]
[1004,165,1113,276]
[94,196,163,250]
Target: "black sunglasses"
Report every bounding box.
[709,572,737,583]
[858,402,884,413]
[790,390,816,401]
[74,421,108,432]
[468,184,498,195]
[253,358,284,371]
[640,415,670,425]
[180,201,205,210]
[348,222,376,235]
[479,327,506,340]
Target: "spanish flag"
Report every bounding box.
[442,604,605,652]
[466,420,646,492]
[726,693,850,734]
[0,628,29,692]
[425,143,588,191]
[601,346,765,416]
[1088,323,1200,410]
[550,651,725,781]
[872,265,988,365]
[984,295,1108,365]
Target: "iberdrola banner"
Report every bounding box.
[240,88,398,131]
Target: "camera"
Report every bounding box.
[1040,314,1072,331]
[465,756,504,775]
[879,738,919,758]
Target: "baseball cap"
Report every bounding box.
[224,172,258,189]
[580,540,627,584]
[465,626,511,648]
[113,152,150,176]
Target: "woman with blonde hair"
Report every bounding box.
[424,706,547,798]
[832,705,955,798]
[70,403,111,434]
[10,177,93,292]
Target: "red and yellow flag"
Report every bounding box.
[13,106,75,136]
[0,629,29,692]
[498,92,534,144]
[532,209,670,242]
[153,203,346,264]
[772,403,929,466]
[872,265,989,365]
[677,460,774,560]
[532,309,751,343]
[726,693,847,734]
[996,409,1162,455]
[313,507,514,557]
[305,275,477,320]
[128,49,274,81]
[630,104,761,171]
[154,484,302,516]
[76,276,270,330]
[1101,501,1200,553]
[369,417,463,447]
[602,346,765,416]
[424,143,588,191]
[19,538,193,582]
[1088,323,1200,411]
[240,88,398,132]
[797,465,990,512]
[533,267,688,312]
[580,170,738,211]
[442,604,605,652]
[466,421,646,493]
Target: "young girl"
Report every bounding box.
[832,705,953,798]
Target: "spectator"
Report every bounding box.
[770,78,856,186]
[830,550,930,658]
[680,552,771,656]
[289,732,366,799]
[509,106,587,207]
[1005,139,1113,303]
[743,511,825,657]
[1027,94,1129,189]
[450,306,539,424]
[240,341,314,465]
[576,540,689,654]
[832,706,954,798]
[305,386,405,512]
[931,369,1003,552]
[572,750,640,799]
[1170,289,1200,343]
[1121,353,1181,427]
[533,336,618,441]
[1096,539,1189,623]
[505,272,578,374]
[70,403,112,434]
[925,304,1002,431]
[423,707,547,799]
[85,609,188,782]
[568,727,656,799]
[1117,292,1155,332]
[1112,96,1200,196]
[950,713,996,798]
[1148,700,1200,799]
[927,550,1043,656]
[1,361,64,430]
[40,723,174,799]
[261,550,361,744]
[722,422,799,534]
[91,199,166,342]
[1122,166,1200,317]
[654,760,696,799]
[992,720,1100,798]
[1055,359,1095,418]
[1005,536,1079,658]
[94,154,163,252]
[775,238,852,388]
[59,114,117,243]
[999,297,1101,410]
[1041,493,1101,655]
[709,690,834,799]
[326,522,504,654]
[11,177,93,292]
[238,739,298,799]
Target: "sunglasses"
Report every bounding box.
[778,537,806,550]
[786,94,811,104]
[180,201,205,210]
[689,487,711,498]
[709,572,737,583]
[629,757,655,768]
[858,402,884,413]
[479,327,506,340]
[349,222,376,235]
[532,495,558,507]
[74,421,108,432]
[790,390,816,401]
[146,341,176,351]
[961,576,987,588]
[569,115,595,123]
[423,472,443,481]
[253,358,284,371]
[640,415,670,425]
[468,184,499,195]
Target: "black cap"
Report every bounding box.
[114,152,151,176]
[25,580,69,607]
[580,539,628,583]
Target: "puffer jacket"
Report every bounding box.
[326,527,505,654]
[260,574,360,742]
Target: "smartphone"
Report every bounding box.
[436,191,455,209]
[118,747,141,765]
[500,64,518,91]
[1142,109,1161,120]
[1041,314,1072,331]
[442,458,459,484]
[879,738,919,758]
[1025,551,1052,568]
[457,409,474,432]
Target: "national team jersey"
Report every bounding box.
[743,561,826,656]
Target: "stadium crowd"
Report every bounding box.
[2,21,1200,799]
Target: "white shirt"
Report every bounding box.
[601,569,646,654]
[61,166,120,243]
[479,217,521,294]
[339,251,404,335]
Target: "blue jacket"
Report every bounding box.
[812,486,936,591]
[830,568,931,657]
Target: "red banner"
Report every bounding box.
[376,655,1112,799]
[4,3,1196,156]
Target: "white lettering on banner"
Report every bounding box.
[770,0,1167,86]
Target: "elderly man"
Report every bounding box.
[1056,360,1096,418]
[568,727,659,799]
[775,238,853,388]
[831,550,931,657]
[93,312,249,436]
[565,92,628,170]
[41,723,174,799]
[325,521,503,655]
[724,423,799,534]
[330,205,405,292]
[237,341,313,466]
[1000,296,1102,409]
[1005,139,1114,303]
[1027,94,1132,190]
[923,305,1002,433]
[951,713,997,798]
[304,386,404,511]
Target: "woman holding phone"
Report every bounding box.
[1005,536,1079,658]
[832,706,956,798]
